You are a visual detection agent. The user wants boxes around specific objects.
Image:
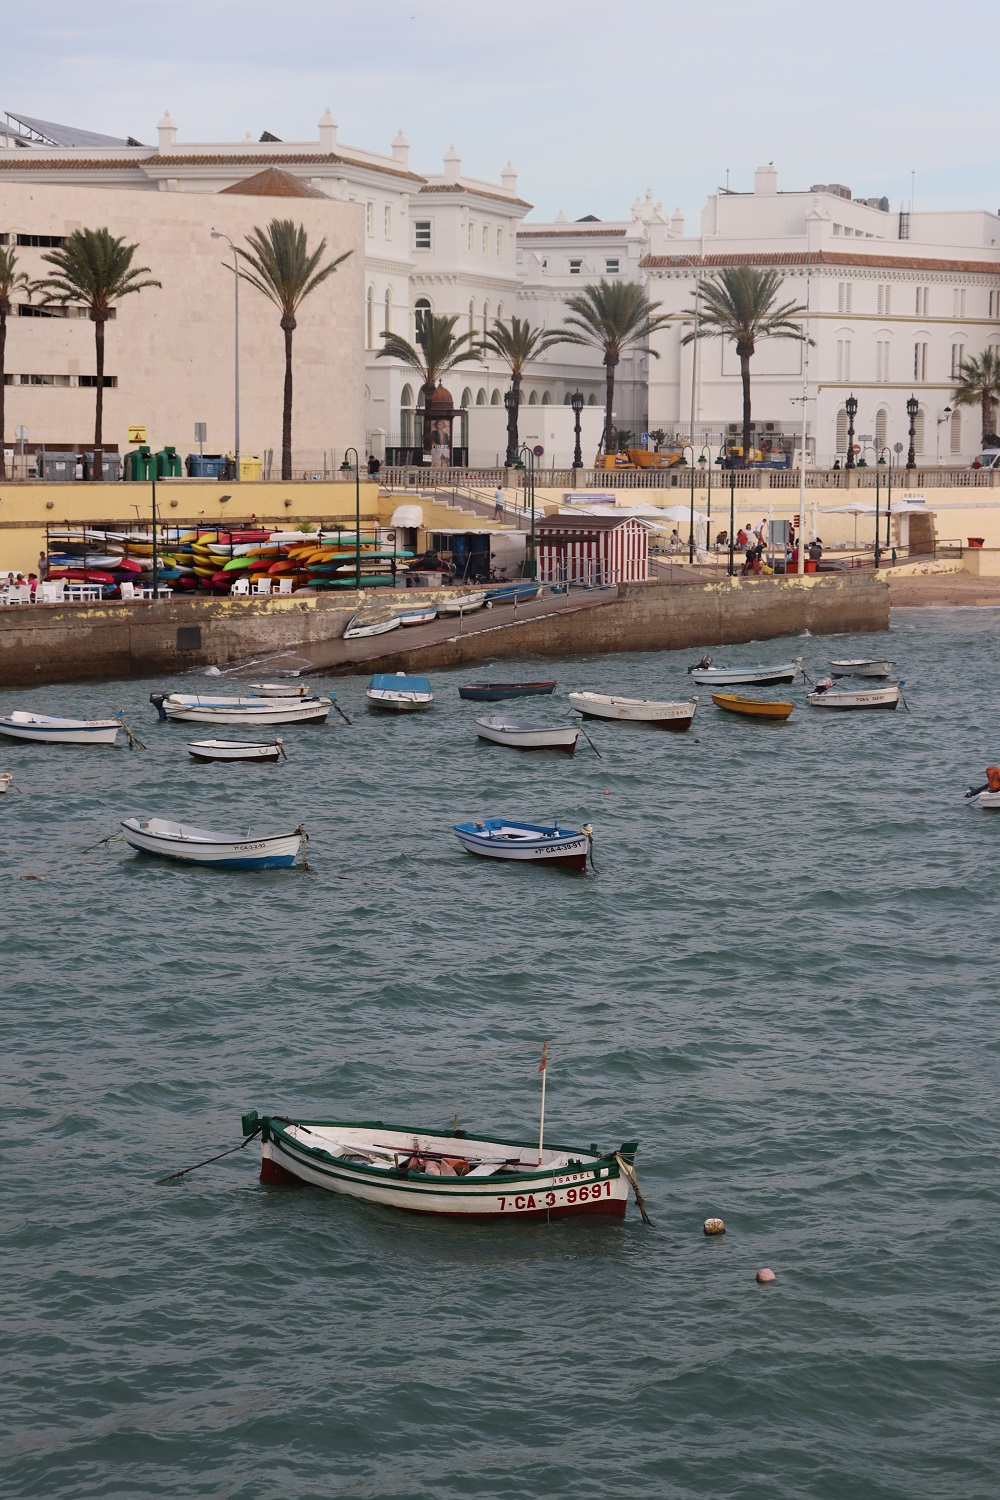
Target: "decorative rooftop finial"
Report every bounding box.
[318,108,338,151]
[157,110,177,150]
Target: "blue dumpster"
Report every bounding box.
[186,453,227,478]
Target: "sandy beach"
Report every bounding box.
[888,571,1000,608]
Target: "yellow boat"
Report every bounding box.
[711,693,794,721]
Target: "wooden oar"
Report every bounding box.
[156,1124,262,1184]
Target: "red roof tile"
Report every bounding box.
[640,249,1000,275]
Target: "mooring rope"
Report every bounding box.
[614,1152,653,1226]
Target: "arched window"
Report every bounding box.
[528,390,538,406]
[415,298,431,339]
[482,301,490,337]
[476,389,487,405]
[914,408,926,454]
[491,389,501,405]
[835,407,848,454]
[497,302,504,323]
[469,299,476,340]
[366,287,375,349]
[400,384,414,448]
[541,391,551,405]
[384,289,391,337]
[950,408,962,454]
[564,393,574,404]
[875,408,888,450]
[460,388,472,409]
[587,394,596,405]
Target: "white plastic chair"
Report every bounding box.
[253,578,272,596]
[119,582,136,601]
[9,584,31,604]
[277,577,294,595]
[230,577,251,597]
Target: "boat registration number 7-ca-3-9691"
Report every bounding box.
[499,1181,613,1211]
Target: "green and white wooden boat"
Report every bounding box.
[242,1111,638,1220]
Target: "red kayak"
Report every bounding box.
[48,567,115,584]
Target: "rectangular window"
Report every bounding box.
[15,233,66,247]
[953,287,966,318]
[569,258,583,274]
[836,339,851,381]
[496,228,504,255]
[915,286,929,317]
[468,222,475,252]
[78,375,118,387]
[414,221,431,250]
[384,204,392,239]
[482,225,489,254]
[876,341,890,382]
[832,224,842,235]
[951,342,966,378]
[838,282,852,314]
[605,258,620,274]
[950,411,962,454]
[913,342,928,380]
[365,201,374,235]
[877,284,892,316]
[990,290,1000,318]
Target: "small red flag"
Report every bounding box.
[538,1041,548,1073]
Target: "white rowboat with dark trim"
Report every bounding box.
[474,717,580,754]
[807,682,900,710]
[121,817,305,868]
[567,691,698,730]
[436,591,487,615]
[0,711,121,745]
[243,1111,637,1220]
[829,659,896,679]
[687,658,802,687]
[151,693,330,725]
[454,817,591,869]
[343,612,402,640]
[186,739,286,763]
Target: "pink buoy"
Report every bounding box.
[756,1268,776,1284]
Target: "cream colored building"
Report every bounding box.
[0,174,364,472]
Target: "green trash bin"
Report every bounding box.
[155,446,182,479]
[124,446,153,481]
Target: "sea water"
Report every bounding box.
[3,610,998,1499]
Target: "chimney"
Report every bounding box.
[754,162,778,195]
[318,108,338,152]
[670,207,685,235]
[501,160,518,195]
[443,144,461,181]
[157,110,177,151]
[391,129,410,168]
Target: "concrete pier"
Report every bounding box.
[0,575,888,688]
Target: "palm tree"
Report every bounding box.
[377,313,479,451]
[35,228,161,479]
[0,246,31,480]
[952,350,1000,445]
[682,266,808,468]
[556,280,673,455]
[479,315,563,466]
[236,219,351,480]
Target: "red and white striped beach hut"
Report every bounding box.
[537,514,648,587]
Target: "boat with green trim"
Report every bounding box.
[242,1111,638,1219]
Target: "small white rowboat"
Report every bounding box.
[246,682,314,698]
[186,739,286,763]
[437,591,487,615]
[969,790,1000,811]
[453,818,591,869]
[829,659,896,679]
[0,711,121,745]
[244,1111,638,1220]
[394,603,438,627]
[687,658,801,687]
[366,673,433,711]
[807,683,900,710]
[0,772,12,793]
[474,718,580,754]
[343,612,401,640]
[121,817,305,868]
[152,693,330,726]
[567,691,698,730]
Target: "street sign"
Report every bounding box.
[640,432,649,443]
[128,424,147,444]
[533,444,544,457]
[194,423,207,442]
[15,425,28,440]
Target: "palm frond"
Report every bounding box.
[236,219,351,316]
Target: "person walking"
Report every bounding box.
[494,486,505,520]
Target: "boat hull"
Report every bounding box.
[162,702,329,725]
[121,818,303,868]
[475,719,579,753]
[973,790,1000,810]
[454,819,589,869]
[829,660,895,679]
[253,1117,630,1219]
[0,714,120,745]
[567,692,697,730]
[458,682,557,702]
[807,686,899,710]
[437,592,486,615]
[711,693,794,720]
[186,740,284,762]
[343,616,401,639]
[689,664,798,686]
[366,692,433,711]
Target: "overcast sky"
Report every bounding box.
[4,0,997,225]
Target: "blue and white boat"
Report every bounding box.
[484,582,543,608]
[394,602,438,627]
[0,710,121,745]
[366,673,433,711]
[453,818,592,870]
[120,817,305,869]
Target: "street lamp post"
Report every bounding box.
[503,388,518,470]
[844,394,858,470]
[728,459,736,576]
[341,448,361,588]
[699,442,714,548]
[571,390,584,471]
[211,228,241,482]
[517,443,537,579]
[906,395,919,470]
[935,405,953,466]
[680,442,695,562]
[890,441,904,545]
[875,444,891,569]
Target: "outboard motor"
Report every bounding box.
[149,692,169,720]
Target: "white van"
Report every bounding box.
[975,450,1000,469]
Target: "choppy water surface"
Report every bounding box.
[3,611,999,1499]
